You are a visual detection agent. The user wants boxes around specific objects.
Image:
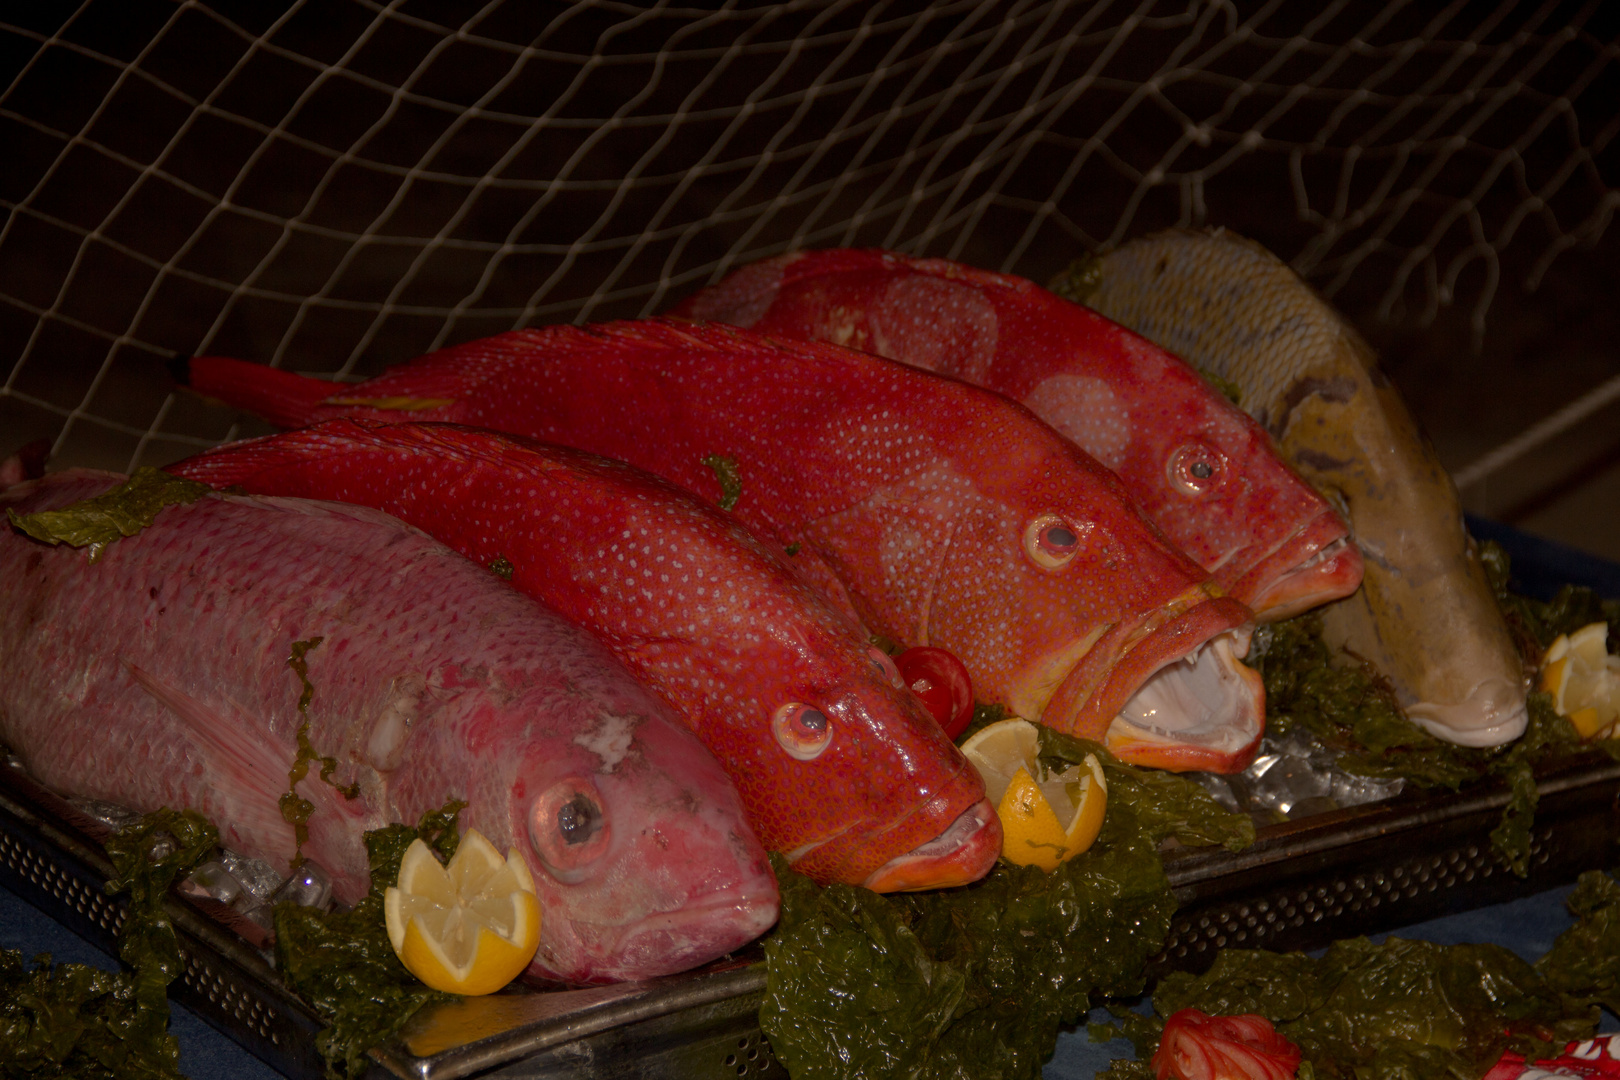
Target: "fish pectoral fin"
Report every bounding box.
[125,661,292,810]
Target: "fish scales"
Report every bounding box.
[1083,228,1527,747]
[171,419,999,892]
[0,471,777,983]
[668,248,1363,622]
[179,322,1266,772]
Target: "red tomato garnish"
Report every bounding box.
[1151,1009,1302,1080]
[894,647,974,739]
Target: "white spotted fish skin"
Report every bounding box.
[0,470,778,984]
[177,321,1265,773]
[1084,228,1527,748]
[171,419,1000,892]
[670,248,1363,623]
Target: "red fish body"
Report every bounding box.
[179,320,1265,772]
[171,419,999,891]
[670,249,1361,622]
[0,471,777,984]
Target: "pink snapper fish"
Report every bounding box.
[0,470,777,983]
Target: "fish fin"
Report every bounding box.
[169,418,391,489]
[176,355,337,428]
[125,663,293,810]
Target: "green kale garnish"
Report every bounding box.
[1116,873,1620,1078]
[274,799,467,1080]
[1047,254,1104,305]
[760,731,1252,1080]
[5,468,213,563]
[489,555,515,580]
[0,808,216,1079]
[279,637,360,867]
[702,453,743,511]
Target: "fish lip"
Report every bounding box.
[859,797,1001,893]
[1229,509,1363,621]
[1103,630,1266,773]
[1405,676,1528,748]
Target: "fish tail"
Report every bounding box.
[173,355,336,428]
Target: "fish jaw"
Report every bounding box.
[861,797,1000,892]
[788,754,994,891]
[1104,630,1265,773]
[1405,677,1529,748]
[1234,511,1364,623]
[1038,588,1262,772]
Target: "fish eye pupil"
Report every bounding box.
[1190,461,1213,479]
[1043,525,1077,549]
[795,708,828,734]
[557,794,601,845]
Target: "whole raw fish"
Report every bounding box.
[1081,228,1527,748]
[669,248,1363,622]
[0,470,778,983]
[176,321,1265,772]
[171,419,999,892]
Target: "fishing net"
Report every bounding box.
[2,0,1617,478]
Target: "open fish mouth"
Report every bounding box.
[1233,512,1363,622]
[1104,629,1265,773]
[861,797,1001,893]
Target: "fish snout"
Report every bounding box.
[1405,676,1529,747]
[860,797,1001,893]
[1104,629,1265,773]
[594,878,781,982]
[1238,510,1364,622]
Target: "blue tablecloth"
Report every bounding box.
[0,877,1594,1079]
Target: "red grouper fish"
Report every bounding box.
[0,470,777,984]
[171,419,999,892]
[669,248,1363,622]
[176,320,1265,772]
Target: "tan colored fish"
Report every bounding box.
[1075,228,1527,748]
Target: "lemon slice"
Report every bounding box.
[960,718,1107,871]
[1541,622,1620,740]
[384,828,542,995]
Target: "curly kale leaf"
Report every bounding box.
[6,468,213,562]
[275,799,466,1080]
[760,733,1253,1080]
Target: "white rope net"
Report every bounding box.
[2,0,1616,476]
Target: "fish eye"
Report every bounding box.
[868,648,905,689]
[528,777,612,881]
[1168,444,1223,496]
[1023,514,1080,571]
[773,702,833,760]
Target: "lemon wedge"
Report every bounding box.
[384,828,542,995]
[960,718,1107,871]
[1541,622,1620,740]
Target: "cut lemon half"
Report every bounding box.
[1541,622,1620,740]
[384,829,542,995]
[960,718,1107,872]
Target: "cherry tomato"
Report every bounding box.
[894,646,974,739]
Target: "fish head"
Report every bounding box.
[496,705,779,984]
[810,426,1266,774]
[680,602,1000,893]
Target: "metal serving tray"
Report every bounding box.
[6,744,1620,1080]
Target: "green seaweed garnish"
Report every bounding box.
[759,730,1252,1080]
[279,638,360,867]
[275,800,467,1080]
[702,453,743,511]
[0,808,216,1079]
[1197,368,1243,407]
[489,555,515,580]
[1103,871,1620,1077]
[6,468,212,563]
